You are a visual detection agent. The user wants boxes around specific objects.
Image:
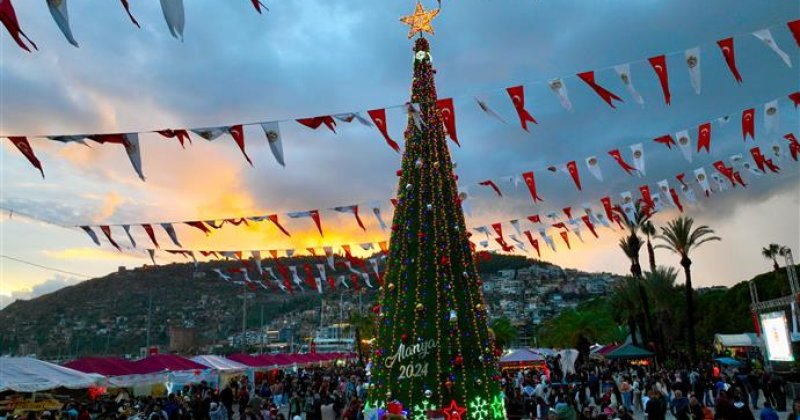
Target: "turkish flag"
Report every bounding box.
[648,55,671,105]
[527,214,541,224]
[436,98,460,146]
[367,109,401,153]
[600,196,614,223]
[787,19,800,47]
[523,231,541,257]
[789,92,800,109]
[577,71,623,108]
[0,0,37,51]
[608,149,637,175]
[157,129,191,148]
[297,116,337,133]
[7,137,44,178]
[669,188,684,213]
[479,180,503,197]
[581,215,599,238]
[506,85,537,131]
[653,135,676,149]
[100,226,121,251]
[785,133,800,161]
[267,214,291,237]
[742,109,755,141]
[522,171,543,203]
[142,224,159,248]
[565,161,582,191]
[717,38,743,84]
[559,231,571,250]
[697,123,712,153]
[639,185,655,212]
[228,125,253,166]
[185,221,211,236]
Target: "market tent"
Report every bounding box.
[714,333,762,348]
[605,344,654,360]
[227,353,265,368]
[64,357,137,376]
[0,357,103,392]
[191,355,249,372]
[499,348,546,366]
[131,354,208,374]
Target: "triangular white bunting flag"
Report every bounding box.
[510,219,523,236]
[717,115,731,126]
[614,63,645,106]
[538,228,556,251]
[147,249,157,266]
[213,268,231,282]
[657,180,674,207]
[753,29,792,68]
[338,275,350,289]
[80,226,101,246]
[323,246,335,269]
[260,122,285,167]
[361,272,374,288]
[568,220,584,242]
[474,96,507,124]
[191,127,228,140]
[334,112,372,127]
[479,240,489,248]
[694,168,712,197]
[710,172,729,191]
[509,234,527,251]
[251,250,263,275]
[370,201,388,231]
[47,0,78,47]
[630,143,645,176]
[676,130,693,162]
[620,191,636,223]
[159,0,185,40]
[764,100,779,136]
[315,264,327,286]
[548,78,572,111]
[458,188,472,217]
[121,133,145,181]
[122,224,137,248]
[585,156,603,181]
[770,142,784,161]
[685,47,701,95]
[288,266,304,287]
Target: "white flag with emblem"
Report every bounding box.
[676,130,693,163]
[47,0,78,47]
[753,29,792,68]
[585,156,603,182]
[685,47,701,95]
[764,100,779,136]
[614,63,645,106]
[694,168,712,197]
[548,78,572,111]
[630,143,645,176]
[160,0,185,40]
[260,122,285,166]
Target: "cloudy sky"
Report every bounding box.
[1,0,798,307]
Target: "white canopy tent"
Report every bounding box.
[714,333,762,348]
[190,355,249,372]
[0,357,103,392]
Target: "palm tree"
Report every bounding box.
[642,221,657,272]
[615,202,655,346]
[490,317,518,351]
[656,217,721,364]
[644,267,679,350]
[610,276,642,345]
[762,244,782,272]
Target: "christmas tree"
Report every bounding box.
[366,5,504,420]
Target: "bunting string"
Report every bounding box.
[4,19,799,179]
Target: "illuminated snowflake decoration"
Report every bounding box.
[413,401,436,420]
[469,396,490,420]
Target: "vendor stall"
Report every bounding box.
[604,343,654,366]
[498,348,548,373]
[0,357,103,392]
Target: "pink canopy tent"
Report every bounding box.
[64,357,138,376]
[131,354,208,374]
[227,353,266,368]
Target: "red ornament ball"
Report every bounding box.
[454,355,464,367]
[401,334,409,342]
[444,380,453,389]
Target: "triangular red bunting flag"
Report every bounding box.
[200,251,220,259]
[717,37,743,84]
[494,237,514,252]
[7,137,44,178]
[751,147,780,173]
[653,135,676,149]
[639,185,655,210]
[436,98,460,147]
[712,161,737,187]
[608,149,637,175]
[527,214,541,224]
[506,85,537,131]
[742,108,755,141]
[697,123,712,153]
[251,0,267,13]
[522,171,543,203]
[669,188,684,213]
[559,231,571,250]
[118,0,140,27]
[142,224,159,248]
[581,215,599,238]
[491,223,504,239]
[789,92,800,109]
[297,116,337,133]
[157,129,192,148]
[785,133,800,161]
[648,55,671,105]
[479,180,503,197]
[224,218,249,226]
[0,0,37,52]
[789,20,800,47]
[378,241,389,253]
[733,171,747,188]
[565,161,582,191]
[676,173,688,187]
[185,221,211,236]
[563,207,573,220]
[352,206,366,230]
[228,125,253,165]
[600,196,614,223]
[99,226,121,251]
[309,210,324,236]
[303,264,317,289]
[267,214,291,237]
[577,71,623,108]
[367,109,401,153]
[552,222,569,231]
[523,231,540,257]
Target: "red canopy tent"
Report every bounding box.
[130,354,208,374]
[63,357,137,376]
[227,353,266,368]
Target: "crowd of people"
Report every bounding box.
[3,358,800,420]
[500,356,795,420]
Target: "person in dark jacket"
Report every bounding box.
[645,390,666,420]
[731,395,754,420]
[671,390,690,420]
[220,386,234,419]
